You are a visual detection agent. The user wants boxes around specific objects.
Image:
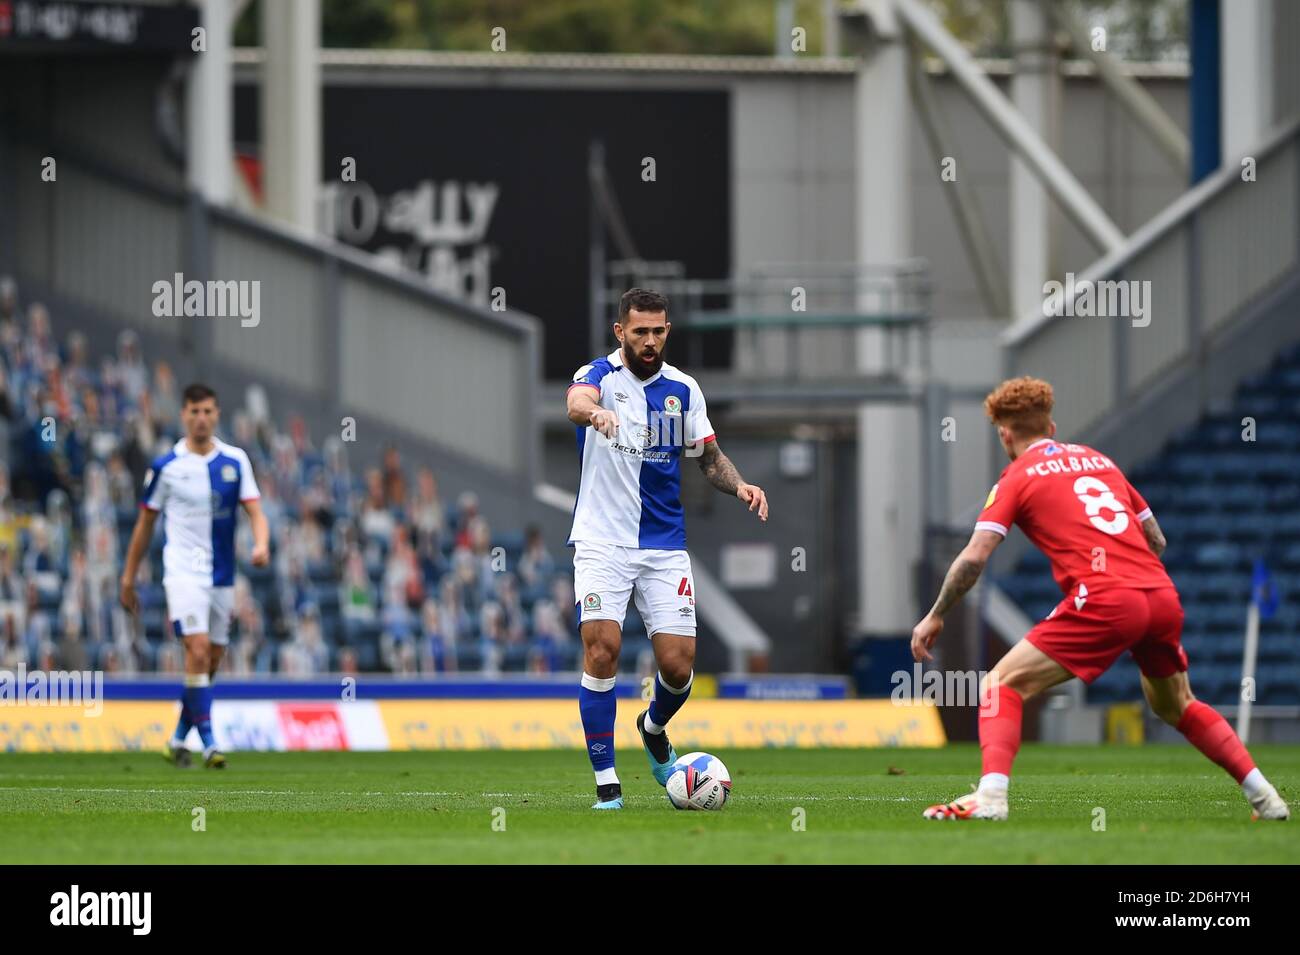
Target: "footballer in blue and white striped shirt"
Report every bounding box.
[566,288,769,809]
[120,383,270,769]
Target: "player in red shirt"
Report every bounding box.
[911,377,1289,821]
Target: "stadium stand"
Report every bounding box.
[0,277,604,677]
[996,339,1300,707]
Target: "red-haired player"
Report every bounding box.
[912,376,1289,821]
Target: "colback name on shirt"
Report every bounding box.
[1019,442,1116,479]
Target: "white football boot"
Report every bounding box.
[923,786,1009,821]
[1249,784,1290,821]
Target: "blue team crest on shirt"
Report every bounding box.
[663,395,682,416]
[221,463,237,482]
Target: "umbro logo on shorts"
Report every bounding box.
[583,593,602,610]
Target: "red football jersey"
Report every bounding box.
[977,438,1172,595]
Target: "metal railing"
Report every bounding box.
[609,260,932,388]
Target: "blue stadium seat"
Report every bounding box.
[1000,340,1300,707]
[306,560,337,584]
[1258,634,1300,662]
[1258,664,1300,705]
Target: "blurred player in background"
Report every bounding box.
[566,288,769,809]
[911,376,1289,822]
[120,384,269,769]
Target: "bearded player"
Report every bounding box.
[912,376,1288,821]
[120,384,270,769]
[567,288,769,810]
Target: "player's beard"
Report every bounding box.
[623,342,663,379]
[186,422,214,447]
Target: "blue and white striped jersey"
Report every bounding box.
[141,438,260,586]
[568,350,714,550]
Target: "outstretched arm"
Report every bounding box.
[910,529,1004,661]
[566,384,619,438]
[696,440,768,521]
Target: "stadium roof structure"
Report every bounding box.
[229,48,1188,80]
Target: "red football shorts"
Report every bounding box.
[1026,585,1187,684]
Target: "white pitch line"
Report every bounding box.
[748,794,912,802]
[0,786,303,796]
[0,786,635,802]
[362,791,457,797]
[0,786,463,798]
[480,792,544,798]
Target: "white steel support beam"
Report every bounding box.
[892,0,1125,254]
[1221,0,1275,162]
[186,0,232,205]
[1052,2,1190,173]
[1009,0,1060,319]
[262,0,321,233]
[851,1,920,634]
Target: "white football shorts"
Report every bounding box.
[573,540,697,638]
[163,580,235,647]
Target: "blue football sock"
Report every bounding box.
[579,672,617,779]
[183,675,216,750]
[171,695,192,746]
[647,670,693,731]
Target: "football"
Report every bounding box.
[665,752,732,811]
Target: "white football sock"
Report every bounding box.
[1241,767,1271,801]
[594,768,620,787]
[580,672,616,692]
[659,670,694,694]
[644,671,692,735]
[978,773,1009,795]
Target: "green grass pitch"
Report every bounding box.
[1,745,1295,863]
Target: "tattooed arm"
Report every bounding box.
[696,439,740,493]
[696,440,768,521]
[1140,515,1167,558]
[910,529,1004,662]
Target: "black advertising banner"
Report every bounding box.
[0,1,199,52]
[234,83,731,380]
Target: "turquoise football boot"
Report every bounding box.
[637,710,678,787]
